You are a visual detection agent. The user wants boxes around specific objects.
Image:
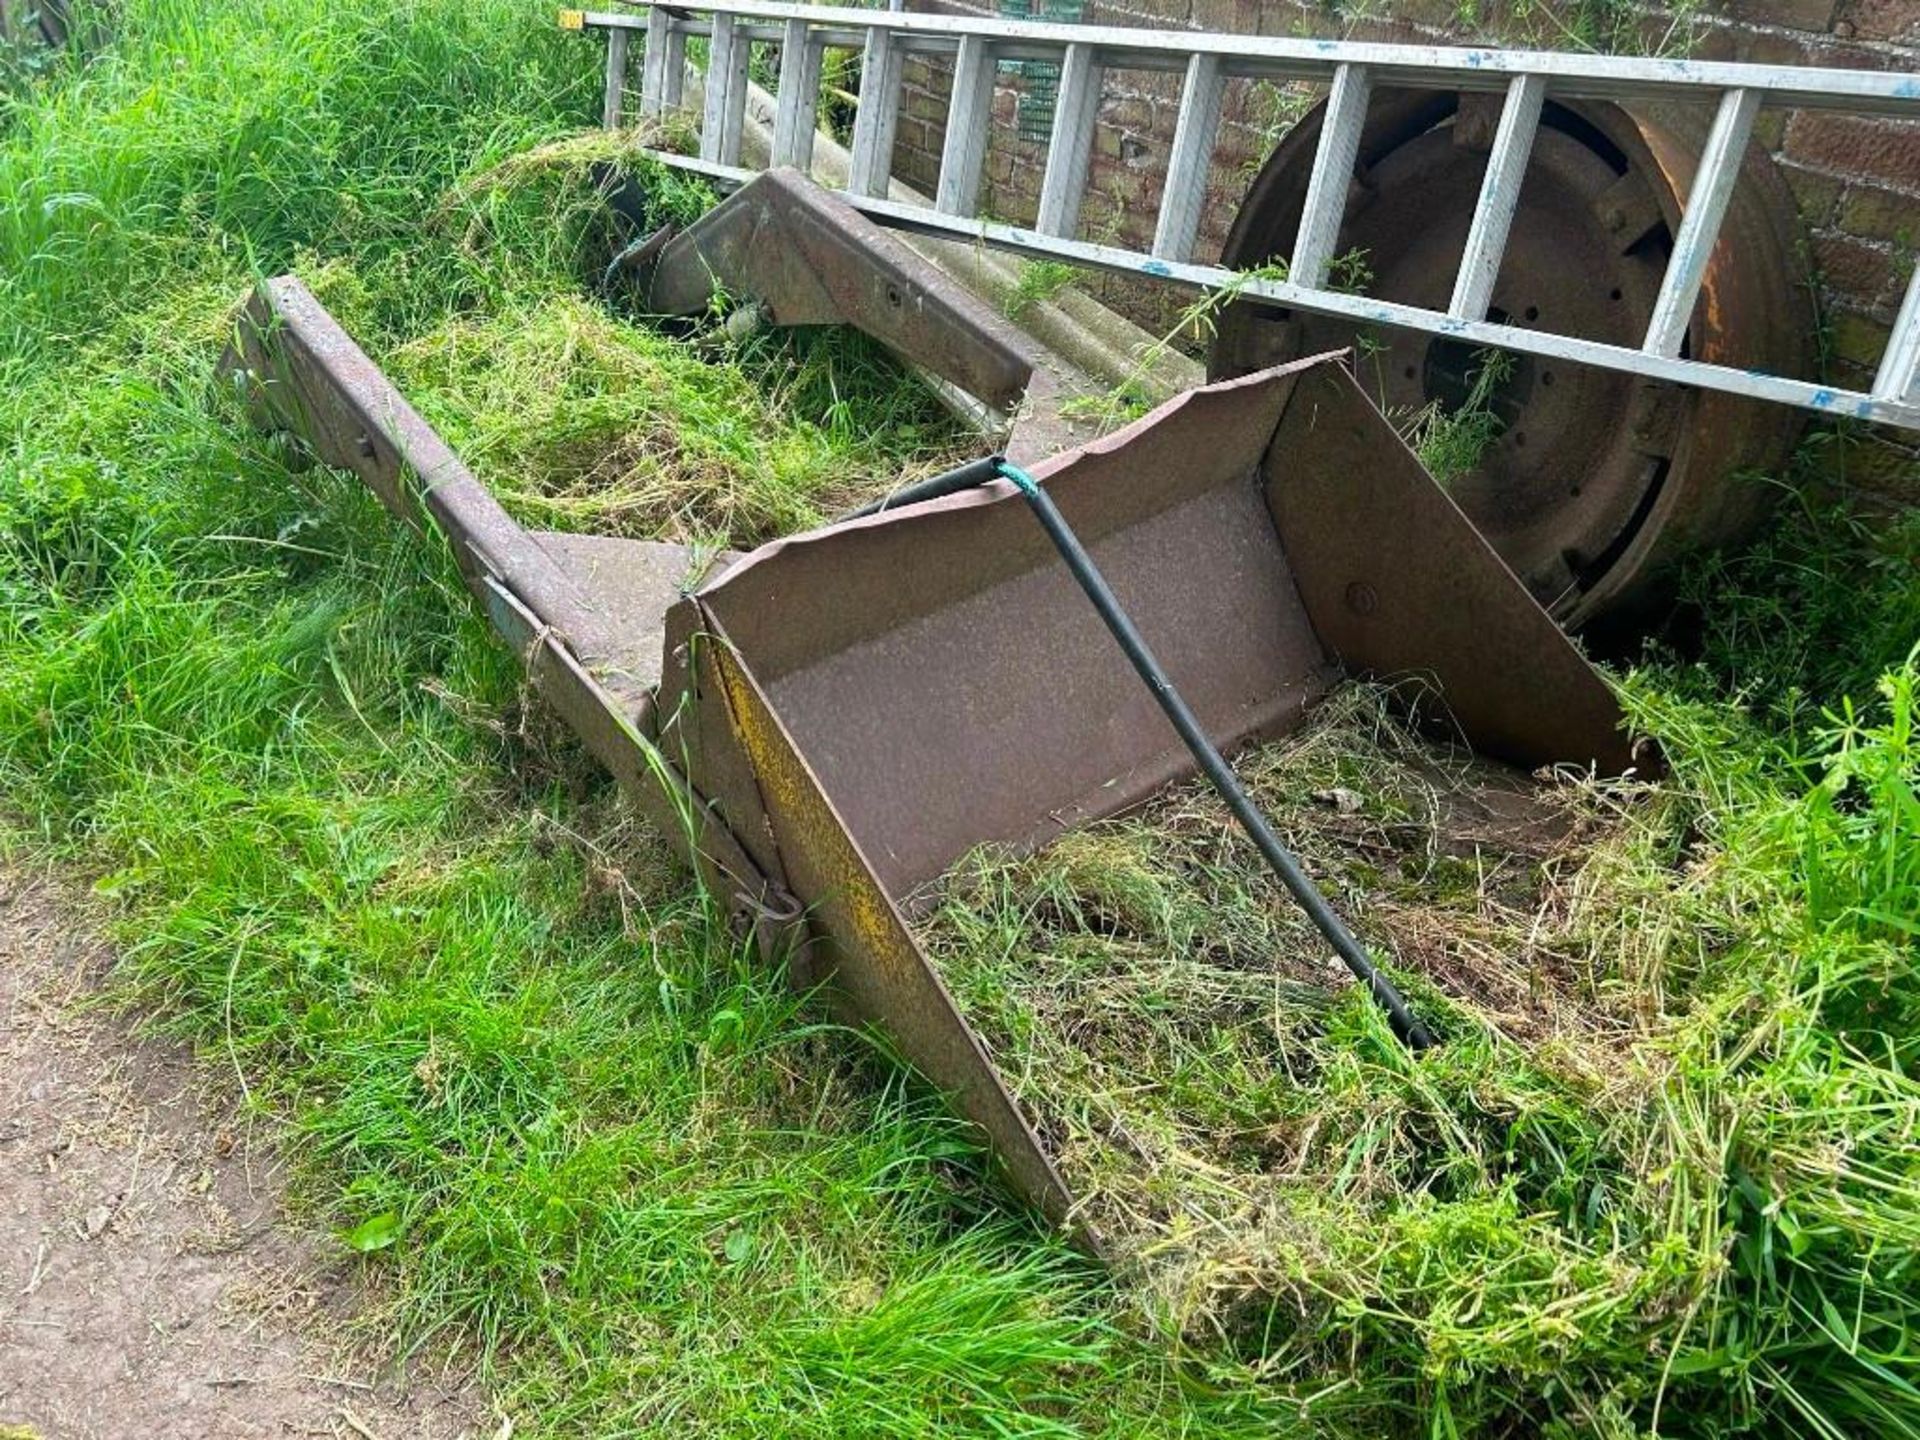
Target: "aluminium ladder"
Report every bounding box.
[562,0,1920,431]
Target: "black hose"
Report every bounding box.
[852,456,1434,1051]
[842,454,1007,520]
[996,460,1433,1050]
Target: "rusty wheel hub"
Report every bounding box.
[1211,91,1813,627]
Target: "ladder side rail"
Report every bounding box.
[1447,72,1545,320]
[1290,63,1370,289]
[1035,42,1102,240]
[1151,52,1227,262]
[1643,87,1759,359]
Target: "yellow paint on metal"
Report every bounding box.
[711,640,911,983]
[701,621,1077,1224]
[557,9,585,29]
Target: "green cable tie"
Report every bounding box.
[994,459,1041,497]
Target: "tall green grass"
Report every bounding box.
[2,1,1918,1435]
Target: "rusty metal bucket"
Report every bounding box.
[224,272,1642,1234]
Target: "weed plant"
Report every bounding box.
[1005,258,1081,320]
[1,0,1917,1435]
[1406,348,1518,484]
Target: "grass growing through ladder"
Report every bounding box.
[3,0,1919,1435]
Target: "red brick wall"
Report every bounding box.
[888,0,1920,490]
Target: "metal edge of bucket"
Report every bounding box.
[1260,361,1653,777]
[687,606,1089,1233]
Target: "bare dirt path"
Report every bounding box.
[0,864,482,1440]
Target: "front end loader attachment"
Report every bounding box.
[223,269,1644,1235]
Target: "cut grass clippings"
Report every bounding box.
[915,664,1920,1429]
[917,686,1662,1378]
[388,289,968,546]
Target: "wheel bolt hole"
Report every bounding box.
[1609,288,1623,301]
[1542,371,1554,387]
[1524,305,1540,323]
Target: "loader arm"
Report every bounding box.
[640,169,1090,463]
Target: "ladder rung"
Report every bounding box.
[1643,87,1759,359]
[936,34,996,217]
[1448,73,1545,321]
[847,28,903,199]
[771,18,825,170]
[1035,42,1101,240]
[1874,264,1920,405]
[699,10,752,166]
[1151,53,1226,262]
[603,25,629,129]
[1290,64,1371,290]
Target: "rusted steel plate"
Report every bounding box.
[1261,362,1645,776]
[698,607,1080,1228]
[531,531,736,696]
[681,355,1643,912]
[690,364,1329,898]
